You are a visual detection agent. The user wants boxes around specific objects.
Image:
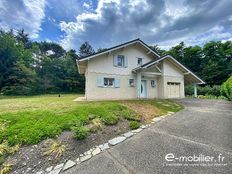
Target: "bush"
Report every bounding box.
[72,126,89,140]
[88,118,103,133]
[185,85,221,96]
[101,114,119,125]
[121,110,140,121]
[43,140,66,159]
[221,76,232,101]
[129,121,140,130]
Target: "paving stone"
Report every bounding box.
[123,132,134,138]
[152,117,162,122]
[36,171,44,174]
[99,143,110,151]
[46,166,53,172]
[54,163,64,170]
[75,157,80,163]
[92,147,101,156]
[63,160,76,171]
[80,154,92,162]
[48,168,62,174]
[132,128,143,133]
[108,136,126,146]
[140,125,148,129]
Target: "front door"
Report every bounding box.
[140,80,147,98]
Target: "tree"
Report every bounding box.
[15,29,31,49]
[183,46,203,74]
[149,45,166,56]
[79,42,95,58]
[202,41,230,84]
[39,41,66,59]
[0,30,36,94]
[67,49,79,64]
[167,42,185,62]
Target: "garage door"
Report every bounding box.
[167,82,180,98]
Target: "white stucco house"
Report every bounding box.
[77,39,205,100]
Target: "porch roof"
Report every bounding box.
[132,55,205,85]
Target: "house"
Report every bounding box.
[77,39,205,100]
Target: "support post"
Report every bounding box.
[137,71,141,98]
[194,83,197,98]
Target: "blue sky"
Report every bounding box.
[1,0,232,50]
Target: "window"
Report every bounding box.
[117,55,125,67]
[167,82,180,85]
[114,55,128,67]
[129,79,135,86]
[104,78,115,87]
[137,58,143,65]
[151,80,156,87]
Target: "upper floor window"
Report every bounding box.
[137,58,143,65]
[117,55,125,67]
[114,55,128,68]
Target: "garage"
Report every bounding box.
[167,82,181,98]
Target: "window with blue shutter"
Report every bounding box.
[114,79,120,88]
[113,55,128,68]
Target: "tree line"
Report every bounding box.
[150,41,232,85]
[0,29,231,95]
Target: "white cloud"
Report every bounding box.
[0,0,46,38]
[59,0,232,50]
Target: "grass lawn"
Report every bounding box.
[0,94,183,146]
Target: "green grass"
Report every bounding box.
[0,94,183,146]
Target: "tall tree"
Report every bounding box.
[79,42,95,58]
[167,42,185,62]
[39,41,66,59]
[15,29,31,48]
[149,45,166,56]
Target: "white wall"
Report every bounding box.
[162,60,185,98]
[85,46,186,100]
[87,45,154,75]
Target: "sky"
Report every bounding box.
[0,0,232,50]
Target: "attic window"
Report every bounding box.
[137,58,143,65]
[117,55,125,67]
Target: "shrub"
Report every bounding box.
[43,140,66,159]
[72,126,89,140]
[121,109,140,121]
[88,118,103,133]
[0,161,13,174]
[221,76,232,101]
[185,85,221,96]
[129,121,140,130]
[101,114,119,125]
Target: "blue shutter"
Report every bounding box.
[114,78,120,88]
[97,77,104,87]
[113,55,117,66]
[124,56,128,68]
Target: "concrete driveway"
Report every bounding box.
[64,99,232,174]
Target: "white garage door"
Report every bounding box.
[167,82,180,98]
